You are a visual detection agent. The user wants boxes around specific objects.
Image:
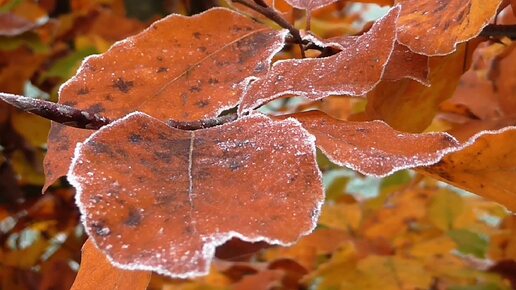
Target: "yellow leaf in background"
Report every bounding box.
[427,189,464,231]
[489,216,516,261]
[11,111,50,147]
[409,236,457,259]
[354,256,433,290]
[319,201,362,231]
[11,149,45,186]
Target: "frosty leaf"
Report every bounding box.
[382,41,429,84]
[423,126,516,212]
[68,112,323,278]
[238,6,401,114]
[323,35,429,84]
[396,0,503,55]
[286,111,460,177]
[71,239,151,290]
[44,7,286,189]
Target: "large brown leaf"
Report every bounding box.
[423,126,516,212]
[238,6,401,114]
[396,0,503,55]
[68,112,323,278]
[362,44,467,132]
[44,8,286,190]
[71,239,151,290]
[284,111,460,176]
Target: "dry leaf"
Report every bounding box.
[68,112,323,278]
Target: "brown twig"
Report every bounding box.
[232,0,306,58]
[167,114,238,130]
[480,24,516,39]
[0,93,237,131]
[0,93,110,130]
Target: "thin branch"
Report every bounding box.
[232,0,306,58]
[166,114,237,130]
[0,93,110,130]
[0,93,237,131]
[480,24,516,39]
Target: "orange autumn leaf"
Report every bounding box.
[44,7,287,190]
[395,0,503,55]
[284,111,460,177]
[423,126,516,211]
[363,44,467,132]
[68,112,323,278]
[238,6,401,114]
[71,239,151,290]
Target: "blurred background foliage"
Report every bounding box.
[0,0,515,289]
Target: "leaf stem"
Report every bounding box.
[0,93,110,130]
[232,0,306,58]
[0,93,238,131]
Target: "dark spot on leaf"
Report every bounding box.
[157,67,168,73]
[229,161,241,171]
[189,85,201,93]
[113,78,134,93]
[208,78,219,85]
[129,134,143,144]
[195,100,209,108]
[77,87,89,95]
[193,32,201,39]
[125,209,142,227]
[91,221,111,237]
[154,151,171,163]
[156,56,163,62]
[87,104,105,114]
[254,63,266,73]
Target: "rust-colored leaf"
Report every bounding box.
[285,111,460,177]
[362,44,467,132]
[71,239,151,290]
[423,126,516,211]
[238,6,401,114]
[382,41,429,84]
[396,0,503,55]
[68,112,323,278]
[44,8,286,189]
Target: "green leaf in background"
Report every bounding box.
[41,47,98,81]
[0,33,48,53]
[449,282,506,290]
[448,229,488,259]
[428,190,464,231]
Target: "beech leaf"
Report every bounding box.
[285,111,460,177]
[363,44,468,132]
[423,126,516,211]
[71,239,151,290]
[396,0,503,55]
[44,7,286,190]
[68,112,323,278]
[238,6,401,114]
